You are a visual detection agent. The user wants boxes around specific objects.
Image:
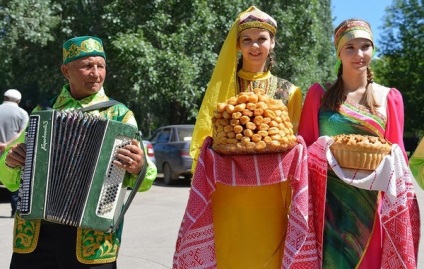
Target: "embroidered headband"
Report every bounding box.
[334,20,373,56]
[238,6,277,36]
[63,36,106,64]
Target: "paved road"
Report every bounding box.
[0,177,191,269]
[1,176,423,268]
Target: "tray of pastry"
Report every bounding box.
[212,88,298,155]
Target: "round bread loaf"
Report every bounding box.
[330,134,392,170]
[212,88,297,155]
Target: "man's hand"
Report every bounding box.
[5,143,27,168]
[113,139,145,174]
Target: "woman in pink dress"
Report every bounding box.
[298,19,420,268]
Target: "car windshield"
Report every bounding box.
[177,127,193,142]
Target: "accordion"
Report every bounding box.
[18,110,145,232]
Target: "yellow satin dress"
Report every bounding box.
[212,181,292,269]
[211,75,302,268]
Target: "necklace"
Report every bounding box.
[237,69,271,80]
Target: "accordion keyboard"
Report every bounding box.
[96,136,131,217]
[18,116,39,214]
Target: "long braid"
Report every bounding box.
[237,57,243,72]
[266,34,276,71]
[367,66,374,84]
[322,65,345,111]
[266,49,276,71]
[363,66,380,114]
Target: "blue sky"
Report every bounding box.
[331,0,393,48]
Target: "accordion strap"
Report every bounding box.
[111,131,148,232]
[78,100,121,112]
[40,96,121,112]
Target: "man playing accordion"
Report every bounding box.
[0,36,157,269]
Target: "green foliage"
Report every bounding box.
[0,0,62,96]
[103,0,334,134]
[0,0,60,47]
[0,0,334,136]
[376,0,424,134]
[258,0,335,92]
[102,1,223,135]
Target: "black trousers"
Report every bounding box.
[10,222,117,269]
[10,190,19,217]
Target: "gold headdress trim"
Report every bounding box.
[238,21,277,36]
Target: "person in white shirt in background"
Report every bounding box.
[0,89,29,217]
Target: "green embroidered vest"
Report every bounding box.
[13,91,134,264]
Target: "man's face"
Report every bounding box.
[61,56,106,100]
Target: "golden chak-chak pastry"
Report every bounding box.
[212,88,297,155]
[330,134,392,170]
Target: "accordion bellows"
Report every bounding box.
[18,110,139,232]
[330,134,392,170]
[212,88,297,155]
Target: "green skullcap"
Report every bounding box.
[62,36,106,64]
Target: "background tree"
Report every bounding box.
[0,0,61,102]
[263,0,335,88]
[103,0,334,136]
[0,0,333,137]
[374,0,424,135]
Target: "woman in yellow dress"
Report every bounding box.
[173,6,309,269]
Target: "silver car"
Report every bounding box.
[149,125,194,185]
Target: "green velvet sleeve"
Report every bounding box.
[125,157,157,192]
[0,132,25,192]
[410,138,424,190]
